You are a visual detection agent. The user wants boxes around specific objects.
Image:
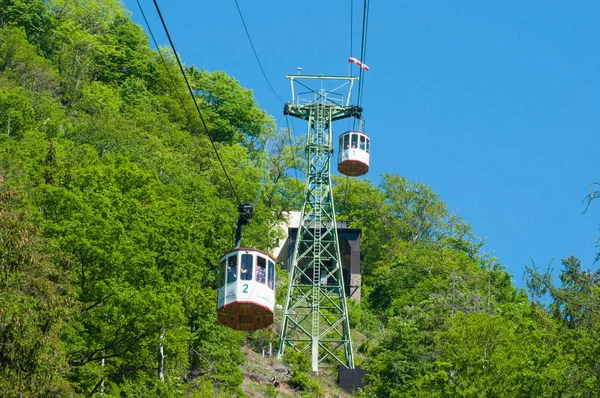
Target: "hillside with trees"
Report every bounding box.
[1,1,599,397]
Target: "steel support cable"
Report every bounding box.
[233,0,286,104]
[252,135,271,209]
[252,114,303,206]
[286,114,306,203]
[251,108,298,211]
[357,0,368,100]
[353,0,370,129]
[234,0,307,209]
[356,0,370,108]
[285,115,299,180]
[250,113,298,212]
[151,0,241,204]
[248,114,300,213]
[347,0,355,130]
[135,0,197,131]
[349,0,353,77]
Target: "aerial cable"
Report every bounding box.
[151,0,241,204]
[252,134,271,210]
[233,0,301,189]
[277,114,304,204]
[135,0,196,131]
[347,0,355,131]
[233,0,305,203]
[233,0,286,104]
[233,0,307,209]
[358,0,371,104]
[356,0,370,107]
[285,115,299,181]
[349,0,353,76]
[250,111,306,215]
[353,0,370,129]
[250,111,299,213]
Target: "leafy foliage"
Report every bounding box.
[0,187,75,397]
[335,175,599,397]
[283,350,323,396]
[0,1,288,395]
[1,1,599,396]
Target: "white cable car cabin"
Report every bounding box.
[338,130,370,177]
[217,248,276,331]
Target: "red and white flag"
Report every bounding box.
[349,57,370,71]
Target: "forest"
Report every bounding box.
[1,0,599,397]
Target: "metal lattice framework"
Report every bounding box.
[277,75,362,372]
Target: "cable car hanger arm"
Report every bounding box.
[235,202,254,249]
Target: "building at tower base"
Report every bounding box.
[273,211,362,302]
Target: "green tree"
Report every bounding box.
[584,181,600,262]
[187,67,275,145]
[0,26,58,92]
[0,187,75,396]
[0,0,50,46]
[526,256,600,396]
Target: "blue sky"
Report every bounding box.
[123,0,600,288]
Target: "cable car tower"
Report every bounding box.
[278,74,362,373]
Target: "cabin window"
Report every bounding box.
[241,254,253,281]
[227,255,238,283]
[219,259,226,287]
[267,261,275,289]
[351,134,358,148]
[366,138,370,154]
[257,256,267,284]
[359,135,366,151]
[343,134,349,149]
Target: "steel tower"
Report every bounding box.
[278,75,362,372]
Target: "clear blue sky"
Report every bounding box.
[123,0,600,288]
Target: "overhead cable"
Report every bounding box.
[285,115,299,181]
[233,0,285,104]
[353,0,370,130]
[349,0,354,76]
[135,0,194,128]
[151,0,241,204]
[357,0,370,108]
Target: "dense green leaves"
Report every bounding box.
[524,257,600,396]
[1,0,599,396]
[187,67,275,145]
[0,0,283,395]
[0,188,75,397]
[0,0,50,46]
[334,175,600,397]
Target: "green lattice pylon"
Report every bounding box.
[277,75,361,373]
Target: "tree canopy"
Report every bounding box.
[1,1,598,396]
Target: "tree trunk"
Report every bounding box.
[158,330,165,382]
